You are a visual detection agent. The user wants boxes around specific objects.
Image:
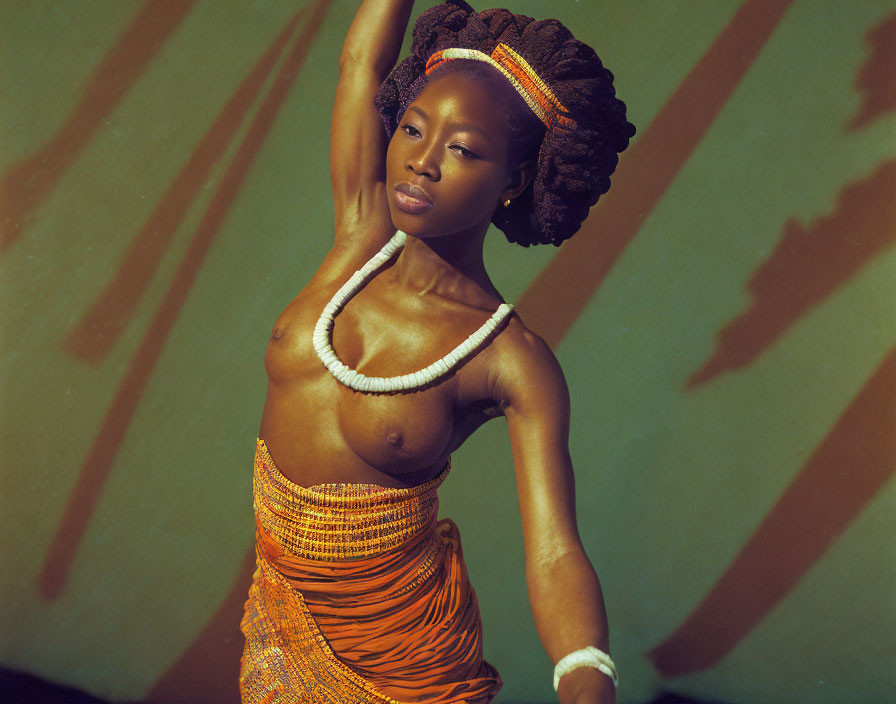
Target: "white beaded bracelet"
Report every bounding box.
[553,646,618,692]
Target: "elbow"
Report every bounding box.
[339,48,395,79]
[525,542,587,587]
[337,55,355,77]
[339,48,375,74]
[338,47,360,73]
[523,521,589,593]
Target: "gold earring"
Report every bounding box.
[503,199,511,207]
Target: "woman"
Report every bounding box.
[239,0,635,702]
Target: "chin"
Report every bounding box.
[389,202,485,241]
[389,209,440,239]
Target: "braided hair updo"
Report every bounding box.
[374,0,636,247]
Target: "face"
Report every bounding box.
[385,70,521,239]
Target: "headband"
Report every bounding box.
[425,43,575,133]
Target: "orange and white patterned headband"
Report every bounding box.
[425,43,575,133]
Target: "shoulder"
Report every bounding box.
[490,313,570,418]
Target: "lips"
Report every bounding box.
[394,182,433,214]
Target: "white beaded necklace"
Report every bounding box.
[312,230,514,393]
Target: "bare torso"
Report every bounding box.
[258,242,510,489]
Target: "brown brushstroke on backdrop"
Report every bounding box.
[688,159,896,388]
[0,0,198,252]
[64,8,309,362]
[847,13,896,131]
[650,346,896,676]
[37,0,331,601]
[514,0,797,349]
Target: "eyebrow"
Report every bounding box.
[406,105,490,139]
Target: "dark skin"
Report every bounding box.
[258,2,615,701]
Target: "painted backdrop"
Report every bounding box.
[2,1,894,702]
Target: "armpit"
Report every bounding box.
[482,403,505,419]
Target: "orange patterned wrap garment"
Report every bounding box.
[239,439,502,704]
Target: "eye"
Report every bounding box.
[400,124,421,137]
[451,145,477,159]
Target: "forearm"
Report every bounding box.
[340,0,416,76]
[527,546,615,703]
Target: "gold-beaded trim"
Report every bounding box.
[253,438,451,560]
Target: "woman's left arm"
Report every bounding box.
[498,330,616,704]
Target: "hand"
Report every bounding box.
[556,666,616,704]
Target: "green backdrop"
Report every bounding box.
[2,1,894,702]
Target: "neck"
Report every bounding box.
[392,224,498,307]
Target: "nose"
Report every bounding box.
[406,139,440,180]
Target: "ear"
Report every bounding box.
[500,157,538,204]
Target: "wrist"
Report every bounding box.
[553,645,618,691]
[557,666,616,704]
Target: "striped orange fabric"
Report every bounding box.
[425,43,575,132]
[239,439,502,703]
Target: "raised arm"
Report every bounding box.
[497,329,616,704]
[330,0,415,248]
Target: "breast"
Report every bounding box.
[335,383,455,476]
[262,292,457,481]
[263,288,333,388]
